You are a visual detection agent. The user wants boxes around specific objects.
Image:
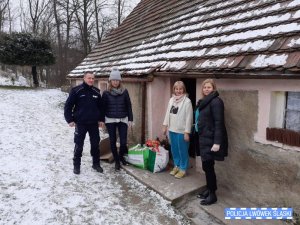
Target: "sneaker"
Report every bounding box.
[170,167,179,176]
[174,170,186,179]
[92,165,103,173]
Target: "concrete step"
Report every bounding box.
[121,164,206,204]
[178,187,287,225]
[121,160,287,225]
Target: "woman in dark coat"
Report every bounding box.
[102,67,133,171]
[195,79,228,205]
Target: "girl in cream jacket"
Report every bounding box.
[163,81,193,178]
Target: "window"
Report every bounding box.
[267,92,300,147]
[285,92,300,132]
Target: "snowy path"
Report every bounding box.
[0,88,188,225]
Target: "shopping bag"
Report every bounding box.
[147,146,169,173]
[127,144,150,169]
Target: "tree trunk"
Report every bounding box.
[32,65,39,87]
[118,0,121,26]
[94,0,101,43]
[83,0,89,56]
[53,0,64,85]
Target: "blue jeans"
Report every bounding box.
[169,131,189,171]
[106,122,128,165]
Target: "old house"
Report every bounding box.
[68,0,300,212]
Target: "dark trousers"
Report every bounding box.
[106,122,128,165]
[73,123,100,167]
[202,160,217,192]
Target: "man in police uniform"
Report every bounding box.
[64,71,104,174]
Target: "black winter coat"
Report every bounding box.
[64,82,104,124]
[102,89,133,121]
[195,91,228,161]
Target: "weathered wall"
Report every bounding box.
[146,77,172,140]
[122,82,143,145]
[216,90,300,212]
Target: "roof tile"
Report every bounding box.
[68,0,300,77]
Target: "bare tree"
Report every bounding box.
[19,0,28,32]
[1,0,139,87]
[28,0,50,35]
[94,0,109,43]
[73,0,95,56]
[117,0,121,26]
[114,0,128,26]
[40,3,54,38]
[7,0,12,33]
[0,0,9,31]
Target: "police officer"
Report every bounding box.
[64,71,104,175]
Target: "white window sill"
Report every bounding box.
[254,135,300,152]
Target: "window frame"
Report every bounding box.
[266,91,300,147]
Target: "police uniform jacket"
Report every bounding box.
[64,82,104,124]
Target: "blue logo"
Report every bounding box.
[224,208,293,220]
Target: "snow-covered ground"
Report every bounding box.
[0,88,189,225]
[0,75,30,87]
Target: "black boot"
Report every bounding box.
[73,167,80,175]
[73,157,81,175]
[197,189,209,199]
[115,162,121,171]
[92,164,103,173]
[120,156,128,166]
[200,191,217,205]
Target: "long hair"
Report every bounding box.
[107,80,123,91]
[200,79,217,99]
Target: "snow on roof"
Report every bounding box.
[250,54,289,68]
[68,0,300,78]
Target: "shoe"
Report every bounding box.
[115,163,121,171]
[200,191,217,205]
[73,167,80,175]
[92,165,103,173]
[197,189,209,199]
[174,170,186,179]
[169,167,179,176]
[120,157,129,166]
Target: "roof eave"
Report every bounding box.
[153,71,300,79]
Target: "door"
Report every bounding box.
[181,78,197,157]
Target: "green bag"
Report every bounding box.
[127,144,150,169]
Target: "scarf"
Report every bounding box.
[196,91,219,110]
[110,87,124,96]
[172,94,185,106]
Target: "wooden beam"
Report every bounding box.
[153,71,300,79]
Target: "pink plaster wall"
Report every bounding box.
[196,78,300,150]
